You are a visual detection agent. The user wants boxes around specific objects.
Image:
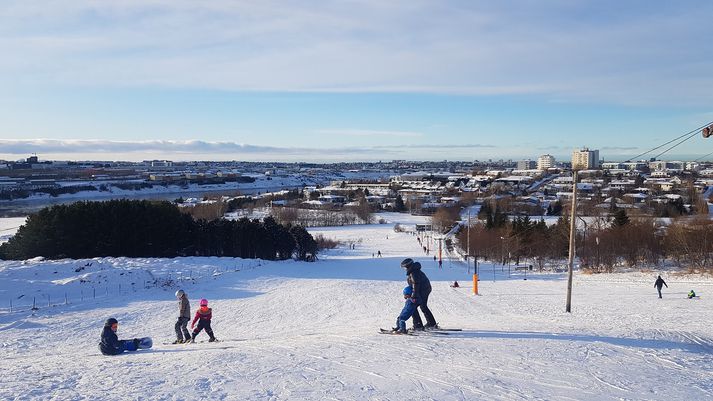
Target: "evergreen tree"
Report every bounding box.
[612,209,630,227]
[0,200,317,261]
[394,194,406,212]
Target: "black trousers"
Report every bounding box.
[411,290,437,327]
[175,317,191,341]
[192,319,215,339]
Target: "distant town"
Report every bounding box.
[2,148,713,219]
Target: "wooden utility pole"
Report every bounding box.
[566,169,578,313]
[466,210,471,273]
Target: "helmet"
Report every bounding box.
[200,298,208,306]
[403,286,413,296]
[105,317,118,327]
[400,258,414,269]
[175,289,185,298]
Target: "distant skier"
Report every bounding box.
[688,289,696,299]
[391,286,418,334]
[654,275,668,299]
[190,298,217,342]
[99,318,141,356]
[174,289,192,344]
[377,250,382,257]
[401,258,438,330]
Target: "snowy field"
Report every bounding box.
[1,212,713,400]
[0,217,26,244]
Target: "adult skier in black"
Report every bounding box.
[654,275,668,299]
[401,258,438,330]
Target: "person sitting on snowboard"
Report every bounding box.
[190,298,217,342]
[688,290,696,299]
[392,286,418,334]
[99,318,141,356]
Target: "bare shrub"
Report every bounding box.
[313,234,341,250]
[430,206,460,233]
[182,202,227,221]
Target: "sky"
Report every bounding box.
[0,0,712,163]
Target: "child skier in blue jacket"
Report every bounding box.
[392,286,418,334]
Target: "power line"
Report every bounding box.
[694,150,713,162]
[652,130,700,160]
[626,121,713,162]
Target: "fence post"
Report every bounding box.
[118,284,121,295]
[9,299,12,313]
[64,292,68,305]
[32,297,37,311]
[105,287,108,296]
[48,295,51,307]
[81,290,84,301]
[93,288,96,299]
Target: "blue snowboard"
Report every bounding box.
[123,337,152,351]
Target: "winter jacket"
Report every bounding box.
[406,262,431,299]
[179,295,191,318]
[654,277,668,289]
[99,325,125,355]
[398,298,417,322]
[191,307,212,327]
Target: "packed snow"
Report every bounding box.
[1,212,712,400]
[0,217,26,244]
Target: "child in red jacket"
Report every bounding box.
[190,298,217,342]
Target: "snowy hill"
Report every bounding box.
[2,212,713,400]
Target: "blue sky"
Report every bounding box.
[1,1,712,162]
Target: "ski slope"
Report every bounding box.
[1,212,712,400]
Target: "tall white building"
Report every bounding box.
[537,154,556,170]
[571,148,599,170]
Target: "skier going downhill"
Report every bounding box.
[401,258,438,330]
[391,286,418,334]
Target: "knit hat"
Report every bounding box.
[200,298,208,307]
[401,258,414,269]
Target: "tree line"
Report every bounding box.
[0,199,317,261]
[458,205,713,273]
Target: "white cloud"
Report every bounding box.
[0,139,503,162]
[316,129,424,138]
[0,1,711,105]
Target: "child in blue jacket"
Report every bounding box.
[392,286,418,334]
[99,318,141,355]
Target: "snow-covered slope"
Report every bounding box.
[1,213,712,400]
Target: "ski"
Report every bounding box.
[410,329,450,335]
[426,327,462,332]
[161,339,224,345]
[379,328,414,335]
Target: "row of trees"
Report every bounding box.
[457,208,713,273]
[0,200,317,261]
